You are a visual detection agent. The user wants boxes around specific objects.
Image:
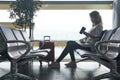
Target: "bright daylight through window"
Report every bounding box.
[0,0,113,41]
[0,9,113,40]
[34,10,113,40]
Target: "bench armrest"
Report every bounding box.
[7,40,31,62]
[95,40,120,61]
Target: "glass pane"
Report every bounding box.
[0,10,112,41]
[34,10,113,40]
[0,10,15,22]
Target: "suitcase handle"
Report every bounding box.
[44,36,50,41]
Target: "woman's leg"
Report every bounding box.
[49,41,91,68]
[56,41,91,62]
[49,41,75,68]
[68,41,91,62]
[69,50,75,62]
[56,41,77,62]
[55,47,68,62]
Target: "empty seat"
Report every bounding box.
[0,25,32,80]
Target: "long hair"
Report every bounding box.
[89,11,102,26]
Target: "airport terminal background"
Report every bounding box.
[0,9,113,60]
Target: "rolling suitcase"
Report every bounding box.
[40,36,55,62]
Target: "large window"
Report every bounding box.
[33,10,113,40]
[0,9,113,41]
[0,10,15,22]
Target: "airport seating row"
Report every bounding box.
[0,25,54,80]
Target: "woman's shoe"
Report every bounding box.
[49,62,60,69]
[65,61,77,68]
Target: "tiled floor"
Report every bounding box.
[0,61,111,80]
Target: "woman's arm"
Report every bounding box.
[84,32,96,38]
[85,24,103,38]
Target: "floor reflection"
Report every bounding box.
[0,61,111,80]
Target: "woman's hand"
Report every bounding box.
[84,32,95,38]
[79,37,86,43]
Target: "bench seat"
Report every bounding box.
[0,25,53,80]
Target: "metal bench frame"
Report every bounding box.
[0,25,52,80]
[80,27,120,80]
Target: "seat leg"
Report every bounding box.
[39,60,42,65]
[0,72,11,80]
[16,73,32,79]
[92,73,112,80]
[0,72,32,80]
[93,72,120,80]
[0,61,32,80]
